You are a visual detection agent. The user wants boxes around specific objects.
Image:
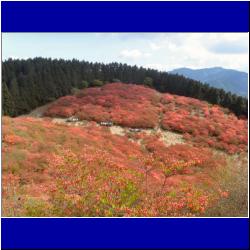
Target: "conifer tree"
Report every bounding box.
[2,58,247,118]
[2,81,15,116]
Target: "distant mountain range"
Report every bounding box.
[169,67,248,97]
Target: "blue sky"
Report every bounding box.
[2,33,249,72]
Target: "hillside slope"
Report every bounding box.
[45,83,247,154]
[2,83,248,217]
[2,58,248,118]
[169,67,248,97]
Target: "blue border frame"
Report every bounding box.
[1,218,249,249]
[1,1,249,249]
[1,1,249,32]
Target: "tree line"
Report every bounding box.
[2,57,248,117]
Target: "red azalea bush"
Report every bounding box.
[2,116,233,216]
[139,133,226,172]
[45,83,160,128]
[161,95,248,154]
[45,83,247,154]
[2,134,25,145]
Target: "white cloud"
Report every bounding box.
[120,49,151,59]
[149,42,162,51]
[204,34,248,54]
[145,33,249,72]
[144,52,152,57]
[120,49,141,59]
[118,34,248,72]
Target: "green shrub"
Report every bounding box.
[24,198,49,217]
[92,79,103,87]
[143,77,153,87]
[120,181,140,207]
[78,80,89,89]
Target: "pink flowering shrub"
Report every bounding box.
[2,116,232,217]
[45,83,159,128]
[45,83,247,154]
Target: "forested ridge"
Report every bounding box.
[2,57,248,117]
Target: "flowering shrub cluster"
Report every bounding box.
[161,96,248,154]
[2,173,22,216]
[45,83,160,128]
[2,134,25,145]
[2,83,247,216]
[2,116,235,217]
[47,147,218,217]
[45,83,247,154]
[47,148,143,216]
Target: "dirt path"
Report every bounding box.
[23,102,54,118]
[24,102,184,147]
[50,117,184,146]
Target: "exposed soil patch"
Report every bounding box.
[109,126,126,136]
[48,116,184,147]
[159,130,184,146]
